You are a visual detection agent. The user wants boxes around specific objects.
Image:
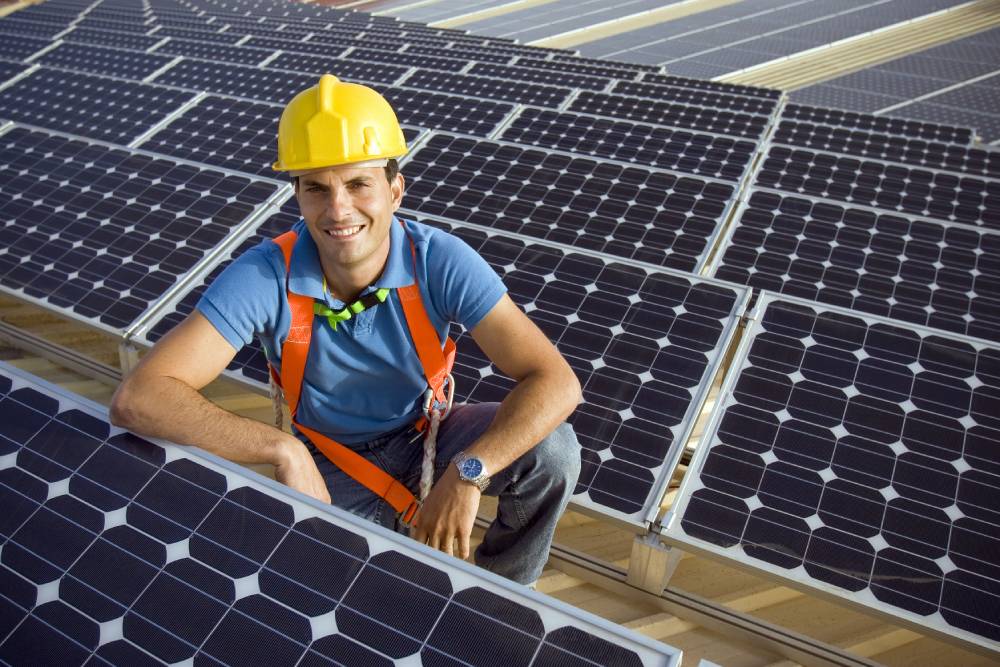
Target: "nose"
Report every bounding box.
[325,185,355,221]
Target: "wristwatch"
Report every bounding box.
[452,451,491,492]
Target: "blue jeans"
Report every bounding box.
[299,402,582,585]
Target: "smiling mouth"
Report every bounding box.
[325,225,364,239]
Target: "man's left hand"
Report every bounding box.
[411,466,481,559]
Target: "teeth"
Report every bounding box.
[326,226,362,237]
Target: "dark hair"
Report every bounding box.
[291,158,399,187]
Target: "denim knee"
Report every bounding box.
[531,422,582,489]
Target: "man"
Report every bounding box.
[110,74,582,585]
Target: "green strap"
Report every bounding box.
[314,288,391,330]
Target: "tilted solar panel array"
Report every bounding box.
[0,362,681,665]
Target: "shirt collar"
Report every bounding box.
[287,216,415,306]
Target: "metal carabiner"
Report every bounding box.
[422,373,456,419]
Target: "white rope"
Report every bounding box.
[420,409,442,501]
[269,375,284,430]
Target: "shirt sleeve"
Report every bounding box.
[427,229,508,331]
[195,243,284,351]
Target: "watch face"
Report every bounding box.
[460,458,483,479]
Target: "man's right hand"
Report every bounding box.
[273,437,332,504]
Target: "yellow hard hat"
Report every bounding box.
[272,73,407,172]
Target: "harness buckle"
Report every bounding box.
[422,373,455,420]
[399,498,421,527]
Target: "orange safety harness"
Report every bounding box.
[268,221,456,523]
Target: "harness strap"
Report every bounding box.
[269,223,452,521]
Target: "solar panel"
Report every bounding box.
[151,38,274,66]
[755,144,1000,229]
[0,362,683,666]
[467,62,611,91]
[344,46,467,73]
[548,53,663,74]
[62,27,164,51]
[641,72,781,100]
[0,18,68,39]
[405,44,514,65]
[781,103,974,145]
[0,35,50,61]
[772,120,1000,178]
[611,81,779,116]
[0,125,282,334]
[569,91,771,140]
[402,69,572,108]
[73,17,153,33]
[500,107,757,182]
[711,189,1000,343]
[512,57,641,81]
[0,68,195,145]
[35,41,174,81]
[152,59,315,104]
[0,61,30,86]
[240,36,350,56]
[401,133,738,272]
[266,53,407,85]
[151,26,244,44]
[661,293,1000,653]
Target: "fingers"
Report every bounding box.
[456,532,470,560]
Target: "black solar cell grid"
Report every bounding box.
[151,26,244,44]
[756,145,1000,230]
[642,73,782,100]
[405,44,513,65]
[62,27,164,51]
[402,69,571,108]
[343,46,467,73]
[0,9,77,25]
[0,127,279,331]
[467,62,610,91]
[612,81,778,116]
[0,18,69,39]
[548,53,662,73]
[74,17,153,33]
[242,35,349,56]
[36,41,173,81]
[501,107,757,182]
[0,364,679,665]
[382,86,514,137]
[666,295,1000,649]
[152,38,274,66]
[773,120,1000,178]
[402,133,736,272]
[0,68,194,145]
[0,34,51,61]
[0,60,29,85]
[301,32,409,53]
[513,56,641,81]
[570,91,771,140]
[266,52,406,85]
[153,59,315,105]
[713,190,1000,343]
[782,103,974,144]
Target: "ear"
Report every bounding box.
[390,172,405,212]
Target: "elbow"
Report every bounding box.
[109,376,140,429]
[560,361,584,414]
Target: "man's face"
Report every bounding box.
[294,164,404,276]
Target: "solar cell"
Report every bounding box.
[153,58,315,104]
[0,35,51,61]
[0,126,281,333]
[662,293,1000,652]
[0,68,194,145]
[548,52,663,73]
[781,103,974,144]
[0,362,683,665]
[569,91,770,139]
[0,61,30,86]
[266,52,407,85]
[242,35,351,55]
[401,69,571,108]
[772,120,1000,178]
[755,144,1000,229]
[62,27,164,51]
[711,189,1000,343]
[73,17,153,33]
[35,41,174,81]
[405,44,514,65]
[382,87,516,137]
[0,18,68,39]
[152,38,274,66]
[151,26,244,44]
[467,62,610,91]
[512,56,641,81]
[500,107,757,182]
[641,72,781,100]
[612,81,779,116]
[402,133,738,272]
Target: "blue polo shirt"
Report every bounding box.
[197,217,507,444]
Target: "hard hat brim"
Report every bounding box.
[287,158,391,178]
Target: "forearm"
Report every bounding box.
[110,373,292,466]
[465,365,581,473]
